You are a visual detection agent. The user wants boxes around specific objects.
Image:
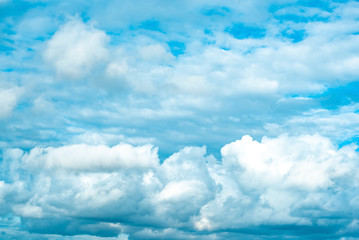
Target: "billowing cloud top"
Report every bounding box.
[1,0,359,239]
[23,144,159,170]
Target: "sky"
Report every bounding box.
[1,0,359,239]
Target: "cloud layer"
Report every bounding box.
[2,0,359,239]
[1,134,359,239]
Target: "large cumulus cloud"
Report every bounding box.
[1,134,359,239]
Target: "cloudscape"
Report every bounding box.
[1,0,359,239]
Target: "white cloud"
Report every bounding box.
[221,134,354,190]
[44,18,109,79]
[0,87,21,119]
[194,134,359,231]
[69,131,156,146]
[264,103,359,142]
[103,18,359,99]
[12,204,43,218]
[105,61,128,79]
[1,135,359,238]
[22,143,159,171]
[138,43,174,63]
[156,180,206,202]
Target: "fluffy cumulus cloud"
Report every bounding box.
[1,135,359,239]
[23,143,159,170]
[44,18,109,79]
[196,135,359,232]
[2,0,359,239]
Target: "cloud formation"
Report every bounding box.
[1,134,359,239]
[0,87,21,119]
[44,18,109,79]
[2,0,359,239]
[23,144,159,170]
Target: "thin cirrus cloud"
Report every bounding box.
[1,0,359,239]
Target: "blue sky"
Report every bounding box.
[1,0,359,239]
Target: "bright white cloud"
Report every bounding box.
[194,134,359,232]
[44,18,109,79]
[96,18,359,100]
[23,143,159,170]
[1,135,359,239]
[265,103,359,142]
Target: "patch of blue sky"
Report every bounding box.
[269,0,333,23]
[0,1,43,20]
[225,23,266,39]
[270,0,335,13]
[315,82,359,109]
[274,13,330,23]
[167,40,186,56]
[1,24,16,36]
[202,29,217,45]
[333,0,354,2]
[204,28,213,35]
[281,29,307,42]
[137,19,163,32]
[201,6,231,16]
[338,136,359,149]
[0,45,14,53]
[297,0,333,11]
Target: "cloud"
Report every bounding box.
[3,1,359,157]
[1,135,359,239]
[44,18,109,79]
[2,1,359,239]
[264,103,359,143]
[195,134,359,234]
[22,143,159,170]
[0,87,21,119]
[221,134,352,190]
